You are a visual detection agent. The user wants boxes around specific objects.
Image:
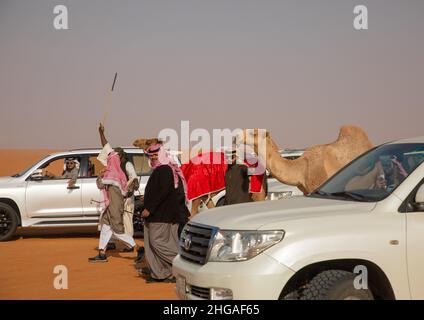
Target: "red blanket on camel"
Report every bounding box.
[181,152,228,201]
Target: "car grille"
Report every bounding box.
[179,223,216,265]
[190,285,210,299]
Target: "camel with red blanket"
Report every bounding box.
[132,139,225,215]
[133,139,267,215]
[180,151,228,216]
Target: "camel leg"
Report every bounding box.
[191,193,218,217]
[191,199,201,216]
[206,201,215,209]
[205,191,220,209]
[251,178,267,201]
[251,192,266,201]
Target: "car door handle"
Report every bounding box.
[67,186,80,190]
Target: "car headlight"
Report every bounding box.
[268,191,293,200]
[208,230,284,262]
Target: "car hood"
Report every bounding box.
[191,196,377,230]
[0,176,15,185]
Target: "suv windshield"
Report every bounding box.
[310,143,424,202]
[11,155,53,178]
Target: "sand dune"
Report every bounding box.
[0,149,62,176]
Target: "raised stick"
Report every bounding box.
[102,72,118,125]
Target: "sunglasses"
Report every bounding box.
[66,161,75,165]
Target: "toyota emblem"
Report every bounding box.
[184,235,192,251]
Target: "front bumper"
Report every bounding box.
[172,253,295,300]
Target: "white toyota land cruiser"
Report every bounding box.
[173,136,424,300]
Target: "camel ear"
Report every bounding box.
[133,139,141,147]
[256,129,269,137]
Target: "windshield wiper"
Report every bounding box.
[309,190,330,197]
[329,191,367,201]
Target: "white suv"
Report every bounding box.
[0,148,179,241]
[173,136,424,300]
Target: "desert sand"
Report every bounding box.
[0,231,177,300]
[0,149,178,300]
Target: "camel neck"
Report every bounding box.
[265,137,306,189]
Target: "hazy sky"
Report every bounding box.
[0,0,423,150]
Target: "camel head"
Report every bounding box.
[235,129,271,155]
[132,138,163,151]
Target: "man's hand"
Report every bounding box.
[141,208,150,218]
[99,123,108,147]
[99,169,106,178]
[43,170,54,178]
[375,176,387,190]
[67,180,76,188]
[133,180,140,191]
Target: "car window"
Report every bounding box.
[398,177,424,213]
[315,143,424,202]
[85,156,106,178]
[39,156,81,179]
[12,154,52,177]
[131,154,153,176]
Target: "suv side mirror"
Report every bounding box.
[413,184,424,211]
[30,169,44,181]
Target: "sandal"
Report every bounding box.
[145,275,176,283]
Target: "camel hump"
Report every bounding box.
[337,125,370,143]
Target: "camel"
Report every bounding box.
[132,139,227,216]
[237,125,374,194]
[186,150,268,214]
[133,138,163,150]
[180,150,228,216]
[132,137,269,214]
[182,148,269,215]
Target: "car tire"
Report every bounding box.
[0,203,19,241]
[216,197,225,207]
[300,270,374,300]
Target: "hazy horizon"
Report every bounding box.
[1,0,423,150]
